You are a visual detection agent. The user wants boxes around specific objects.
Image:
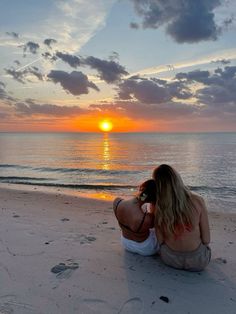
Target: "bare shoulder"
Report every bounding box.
[113,197,123,210]
[190,192,207,212]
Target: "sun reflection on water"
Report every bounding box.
[102,133,110,171]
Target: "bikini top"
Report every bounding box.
[114,198,148,234]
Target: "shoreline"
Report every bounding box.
[0,186,235,313]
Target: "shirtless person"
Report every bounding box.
[113,179,159,256]
[153,164,211,271]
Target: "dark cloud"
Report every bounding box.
[117,77,170,103]
[223,16,234,28]
[14,99,86,117]
[196,66,236,111]
[211,59,231,65]
[175,70,211,84]
[5,66,44,84]
[117,76,192,104]
[23,41,40,54]
[14,60,21,66]
[6,31,19,39]
[43,38,57,48]
[84,56,129,83]
[176,66,236,85]
[5,68,26,84]
[41,52,57,62]
[55,52,81,68]
[0,81,8,99]
[108,51,120,61]
[47,70,99,96]
[0,81,15,102]
[174,65,236,117]
[130,22,139,29]
[130,0,222,43]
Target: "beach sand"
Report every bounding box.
[0,186,235,314]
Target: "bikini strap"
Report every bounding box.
[113,198,123,217]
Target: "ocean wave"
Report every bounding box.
[0,164,30,169]
[0,176,53,181]
[0,179,135,190]
[0,163,139,175]
[189,185,236,197]
[34,166,139,175]
[0,176,235,195]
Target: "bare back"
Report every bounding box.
[156,193,210,252]
[113,197,154,242]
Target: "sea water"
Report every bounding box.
[0,132,235,213]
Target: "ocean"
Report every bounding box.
[0,132,235,213]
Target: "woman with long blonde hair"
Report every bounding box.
[153,164,211,271]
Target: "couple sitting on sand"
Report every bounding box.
[113,164,211,272]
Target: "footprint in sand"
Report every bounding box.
[214,257,227,264]
[61,218,70,222]
[118,297,143,314]
[80,235,97,244]
[51,262,79,278]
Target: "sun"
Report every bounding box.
[99,120,113,132]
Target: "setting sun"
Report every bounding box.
[99,120,113,132]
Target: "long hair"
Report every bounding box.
[152,164,194,238]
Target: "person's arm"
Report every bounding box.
[199,198,210,245]
[149,203,156,214]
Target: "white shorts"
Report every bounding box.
[121,229,159,256]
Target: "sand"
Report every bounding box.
[0,185,235,314]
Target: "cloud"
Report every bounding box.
[130,0,223,43]
[6,31,19,39]
[84,56,129,83]
[55,52,81,68]
[95,65,236,121]
[43,38,57,48]
[0,81,15,102]
[14,99,86,117]
[196,66,236,110]
[0,81,8,99]
[47,70,99,95]
[90,99,196,120]
[174,65,236,117]
[175,70,211,84]
[130,22,139,29]
[41,52,57,62]
[131,48,236,77]
[0,112,9,119]
[14,60,21,66]
[117,76,192,103]
[42,0,116,53]
[5,66,44,84]
[211,58,231,65]
[23,41,40,54]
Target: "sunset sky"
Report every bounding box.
[0,0,236,132]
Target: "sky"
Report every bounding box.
[0,0,236,132]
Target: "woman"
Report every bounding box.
[113,179,159,256]
[153,164,211,271]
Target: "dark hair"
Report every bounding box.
[138,179,157,203]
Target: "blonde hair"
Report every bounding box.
[152,164,194,238]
